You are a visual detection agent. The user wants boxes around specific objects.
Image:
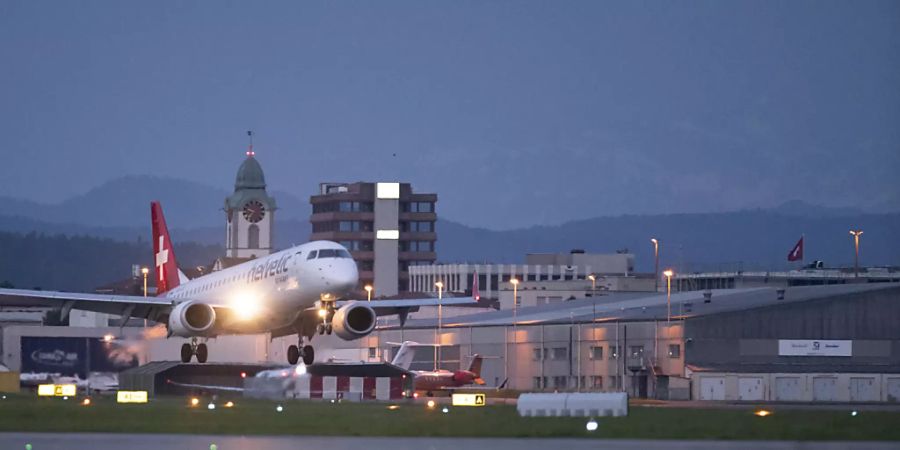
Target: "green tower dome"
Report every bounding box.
[234,155,266,190]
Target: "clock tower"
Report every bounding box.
[224,148,276,259]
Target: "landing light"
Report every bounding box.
[224,401,234,408]
[318,308,328,318]
[103,334,114,342]
[427,400,435,409]
[387,405,400,410]
[754,409,772,417]
[230,293,260,320]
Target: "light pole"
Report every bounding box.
[849,230,863,278]
[587,274,596,294]
[663,269,674,323]
[141,267,149,328]
[141,267,149,297]
[435,280,444,369]
[364,285,373,302]
[650,238,660,291]
[510,277,519,389]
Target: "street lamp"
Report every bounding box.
[587,274,596,293]
[141,267,149,297]
[364,285,373,302]
[650,238,660,292]
[849,230,863,278]
[510,277,519,390]
[141,267,149,328]
[435,280,444,369]
[663,269,674,323]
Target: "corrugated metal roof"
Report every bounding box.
[383,283,900,329]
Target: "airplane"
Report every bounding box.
[389,341,490,396]
[0,201,478,366]
[167,343,415,394]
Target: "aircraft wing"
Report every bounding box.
[339,297,480,316]
[0,288,174,322]
[166,379,245,393]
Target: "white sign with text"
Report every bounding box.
[778,340,852,357]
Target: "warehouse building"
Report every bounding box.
[311,282,900,403]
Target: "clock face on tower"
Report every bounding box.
[242,200,266,223]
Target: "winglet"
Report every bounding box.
[151,201,181,295]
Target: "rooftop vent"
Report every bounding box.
[703,291,712,303]
[776,289,786,300]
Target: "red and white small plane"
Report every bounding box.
[0,202,477,365]
[390,342,499,395]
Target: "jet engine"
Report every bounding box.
[168,301,217,337]
[331,301,376,340]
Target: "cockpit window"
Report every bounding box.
[337,249,352,258]
[307,250,318,260]
[318,249,337,258]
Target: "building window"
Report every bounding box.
[630,345,644,358]
[609,345,620,359]
[591,376,603,389]
[400,241,433,252]
[368,347,377,359]
[402,202,434,213]
[668,344,681,358]
[553,376,568,389]
[589,346,603,360]
[532,377,544,389]
[248,224,259,249]
[401,221,434,232]
[357,261,374,271]
[551,347,568,360]
[532,348,544,361]
[338,221,373,232]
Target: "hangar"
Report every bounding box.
[315,282,900,402]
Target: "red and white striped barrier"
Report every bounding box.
[294,375,404,400]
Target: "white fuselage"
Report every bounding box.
[164,240,359,334]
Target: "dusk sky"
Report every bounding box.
[1,1,898,229]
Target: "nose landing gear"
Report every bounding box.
[180,338,208,363]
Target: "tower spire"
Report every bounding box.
[246,130,255,157]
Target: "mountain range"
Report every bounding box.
[1,176,898,280]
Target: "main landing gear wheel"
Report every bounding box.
[302,345,315,365]
[180,343,192,363]
[287,345,300,365]
[196,343,208,363]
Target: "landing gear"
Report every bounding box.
[316,323,334,335]
[180,343,192,363]
[196,343,208,363]
[302,345,315,365]
[180,338,208,363]
[287,345,300,365]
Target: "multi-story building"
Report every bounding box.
[309,182,437,296]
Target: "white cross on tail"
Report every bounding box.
[156,235,169,281]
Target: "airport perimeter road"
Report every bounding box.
[1,434,898,450]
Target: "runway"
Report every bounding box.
[2,433,897,450]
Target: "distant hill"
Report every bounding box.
[436,210,900,272]
[0,175,311,228]
[0,230,222,292]
[1,176,898,280]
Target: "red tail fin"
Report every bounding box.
[151,201,180,295]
